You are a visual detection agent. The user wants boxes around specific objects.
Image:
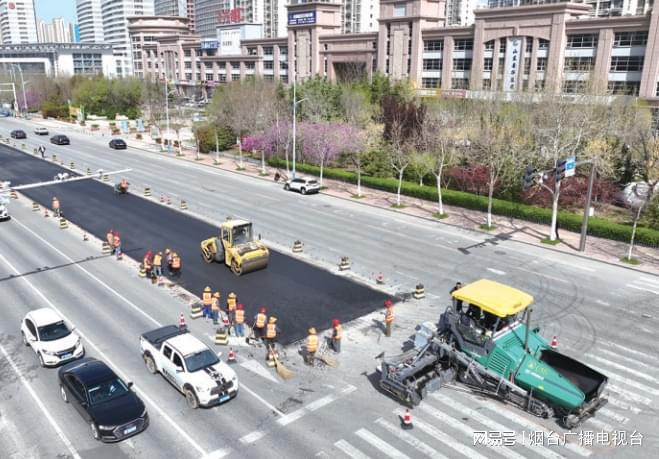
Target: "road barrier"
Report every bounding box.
[32,202,39,212]
[33,148,37,155]
[339,256,351,271]
[180,200,188,210]
[167,196,172,206]
[9,189,17,199]
[59,218,68,230]
[376,272,385,284]
[160,195,165,203]
[69,161,75,169]
[83,232,89,241]
[413,284,425,299]
[190,302,203,319]
[102,242,111,255]
[21,143,26,150]
[214,327,229,345]
[86,167,92,176]
[138,263,147,278]
[292,240,303,253]
[102,174,109,182]
[43,208,49,218]
[52,154,57,162]
[143,187,152,197]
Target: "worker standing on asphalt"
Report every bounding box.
[450,282,463,313]
[106,229,114,253]
[164,249,172,273]
[202,286,213,319]
[254,307,267,340]
[113,232,122,259]
[52,196,61,217]
[384,300,394,337]
[211,291,221,325]
[305,328,318,365]
[226,292,237,324]
[234,304,246,337]
[331,319,342,353]
[171,252,181,276]
[153,251,163,279]
[143,250,153,278]
[265,317,279,361]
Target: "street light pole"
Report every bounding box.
[14,65,27,113]
[164,56,171,140]
[578,161,596,252]
[292,75,297,180]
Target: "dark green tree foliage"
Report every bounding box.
[39,78,70,118]
[293,77,342,121]
[194,123,235,153]
[72,77,143,119]
[381,95,425,143]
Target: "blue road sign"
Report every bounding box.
[565,156,576,177]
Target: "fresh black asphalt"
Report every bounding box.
[0,145,390,344]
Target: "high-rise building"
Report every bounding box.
[73,24,81,42]
[37,17,73,43]
[340,0,379,33]
[263,0,286,38]
[155,0,195,31]
[445,0,487,26]
[0,0,38,44]
[195,0,265,39]
[76,0,104,42]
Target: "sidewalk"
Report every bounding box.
[36,117,659,275]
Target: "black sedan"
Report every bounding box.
[50,134,70,145]
[10,129,26,139]
[109,138,127,149]
[59,357,148,442]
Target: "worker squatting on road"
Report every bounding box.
[234,304,246,337]
[112,231,122,259]
[305,328,318,365]
[254,307,267,340]
[202,286,213,319]
[211,291,221,324]
[384,300,394,337]
[331,319,342,353]
[115,178,129,194]
[52,196,61,217]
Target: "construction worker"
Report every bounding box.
[450,282,464,313]
[384,299,394,337]
[202,286,213,319]
[106,229,114,253]
[234,304,246,337]
[52,196,61,217]
[331,319,342,353]
[226,292,237,324]
[119,178,129,192]
[170,252,181,275]
[211,291,221,324]
[265,317,278,346]
[143,250,153,278]
[153,251,163,278]
[254,307,267,340]
[164,249,172,273]
[112,232,122,259]
[305,328,318,365]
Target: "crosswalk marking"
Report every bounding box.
[627,284,659,295]
[598,408,629,425]
[586,418,613,433]
[586,354,657,384]
[600,341,654,362]
[335,439,371,459]
[607,384,652,406]
[596,348,654,371]
[638,276,659,286]
[355,429,411,459]
[414,404,527,459]
[606,396,642,414]
[429,393,564,459]
[239,430,266,444]
[403,415,489,459]
[375,418,449,459]
[589,364,659,396]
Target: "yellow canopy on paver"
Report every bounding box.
[451,279,534,318]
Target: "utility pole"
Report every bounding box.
[292,73,297,180]
[579,161,596,252]
[215,131,220,164]
[164,56,171,147]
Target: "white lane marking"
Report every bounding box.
[12,217,286,419]
[551,259,595,272]
[200,448,232,459]
[0,343,81,459]
[486,268,506,275]
[638,276,659,286]
[601,341,654,361]
[355,428,411,459]
[239,383,286,417]
[0,253,208,458]
[597,408,629,425]
[375,418,449,459]
[595,300,610,306]
[394,270,418,281]
[239,430,266,444]
[334,439,371,459]
[607,384,652,406]
[606,397,642,414]
[478,399,591,458]
[239,359,280,384]
[412,405,526,459]
[627,284,659,295]
[513,267,569,284]
[586,354,657,384]
[277,385,355,426]
[315,451,330,458]
[596,348,655,372]
[429,393,563,459]
[587,418,614,433]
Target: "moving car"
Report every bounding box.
[284,177,321,195]
[50,134,70,145]
[109,138,127,150]
[21,308,84,367]
[140,325,238,408]
[34,127,49,135]
[59,358,148,442]
[0,201,9,221]
[10,129,26,139]
[0,110,10,117]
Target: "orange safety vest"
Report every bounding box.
[227,297,236,312]
[307,334,318,353]
[211,297,220,312]
[202,291,212,306]
[385,308,394,324]
[52,198,60,209]
[153,254,162,266]
[171,255,181,268]
[333,325,342,340]
[255,313,266,328]
[266,323,277,339]
[143,256,152,268]
[235,309,245,324]
[113,235,121,247]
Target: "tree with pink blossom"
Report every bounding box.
[299,121,356,187]
[241,133,269,175]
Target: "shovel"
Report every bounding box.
[269,344,295,380]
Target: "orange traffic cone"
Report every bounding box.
[401,409,413,430]
[227,348,236,364]
[550,336,558,349]
[179,313,187,330]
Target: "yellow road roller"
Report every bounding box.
[201,218,269,275]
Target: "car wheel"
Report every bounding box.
[301,187,307,195]
[21,332,28,346]
[144,355,157,374]
[284,184,290,191]
[60,385,68,403]
[184,388,199,409]
[90,422,100,441]
[38,353,46,367]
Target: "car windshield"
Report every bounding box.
[184,349,219,372]
[87,377,129,405]
[38,321,71,341]
[232,224,253,246]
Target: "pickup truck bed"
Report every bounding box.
[141,325,186,347]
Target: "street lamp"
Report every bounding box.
[291,76,307,180]
[10,64,28,114]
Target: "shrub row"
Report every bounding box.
[268,158,659,248]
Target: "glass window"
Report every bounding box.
[610,56,644,72]
[263,46,273,55]
[264,61,273,70]
[523,57,531,74]
[87,377,129,405]
[184,349,219,372]
[562,80,588,94]
[424,40,443,52]
[482,79,491,90]
[421,77,440,88]
[483,57,493,71]
[564,56,595,72]
[452,58,472,71]
[536,57,547,71]
[451,78,469,89]
[38,321,71,341]
[607,81,640,96]
[163,345,172,359]
[454,39,473,51]
[484,40,494,50]
[538,39,549,50]
[423,59,441,70]
[393,3,406,17]
[613,31,648,47]
[245,62,255,70]
[566,34,597,48]
[247,47,257,56]
[525,39,533,53]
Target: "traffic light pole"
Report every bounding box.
[579,161,596,252]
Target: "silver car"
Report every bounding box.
[284,177,321,195]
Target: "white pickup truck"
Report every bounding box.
[140,325,238,408]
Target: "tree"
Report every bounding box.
[194,123,234,153]
[408,151,434,186]
[295,77,342,122]
[299,121,349,187]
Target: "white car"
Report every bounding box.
[283,177,321,195]
[21,308,84,367]
[34,127,49,135]
[0,202,8,221]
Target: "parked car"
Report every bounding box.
[50,134,70,145]
[10,129,26,139]
[20,308,84,367]
[0,202,9,221]
[283,177,321,195]
[34,127,49,135]
[0,110,10,117]
[109,138,127,150]
[59,357,148,442]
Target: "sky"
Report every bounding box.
[34,0,77,23]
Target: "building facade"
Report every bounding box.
[0,42,115,76]
[195,0,267,39]
[37,17,74,43]
[154,0,195,31]
[76,0,104,43]
[0,0,38,44]
[129,1,659,103]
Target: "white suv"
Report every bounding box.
[34,127,49,135]
[284,177,321,195]
[21,308,84,367]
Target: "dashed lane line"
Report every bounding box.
[486,268,506,275]
[586,354,657,384]
[627,284,659,295]
[513,267,570,284]
[0,343,81,459]
[607,384,652,406]
[334,439,371,459]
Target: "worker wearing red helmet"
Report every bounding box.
[234,304,246,337]
[331,319,342,353]
[254,306,267,340]
[384,299,394,337]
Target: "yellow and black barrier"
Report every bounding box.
[339,256,351,271]
[413,284,425,300]
[292,240,303,253]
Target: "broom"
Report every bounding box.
[269,344,295,380]
[315,338,338,367]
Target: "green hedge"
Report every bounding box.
[268,158,659,248]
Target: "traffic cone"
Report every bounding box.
[227,348,236,363]
[82,232,89,241]
[401,409,413,430]
[179,313,187,330]
[375,272,384,284]
[44,208,49,218]
[160,195,165,203]
[550,336,558,349]
[167,196,172,205]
